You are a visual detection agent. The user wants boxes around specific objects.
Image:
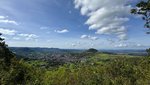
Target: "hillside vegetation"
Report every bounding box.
[1,34,150,85]
[1,50,150,85]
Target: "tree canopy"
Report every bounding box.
[86,48,98,53]
[0,33,14,66]
[131,0,150,33]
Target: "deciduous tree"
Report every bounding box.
[131,0,150,34]
[0,33,14,66]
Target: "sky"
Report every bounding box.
[0,0,149,49]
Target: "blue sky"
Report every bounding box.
[0,0,149,49]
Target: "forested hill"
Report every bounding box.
[9,47,147,57]
[9,47,83,54]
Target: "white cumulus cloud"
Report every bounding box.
[40,27,48,30]
[55,29,69,33]
[0,20,18,25]
[0,15,18,25]
[137,44,142,47]
[115,43,128,48]
[80,34,99,40]
[0,16,5,19]
[13,37,20,40]
[18,33,38,40]
[71,43,77,47]
[0,28,17,35]
[74,0,131,40]
[81,35,88,39]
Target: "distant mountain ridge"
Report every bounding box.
[9,47,82,53]
[9,47,83,58]
[100,49,147,56]
[9,47,147,57]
